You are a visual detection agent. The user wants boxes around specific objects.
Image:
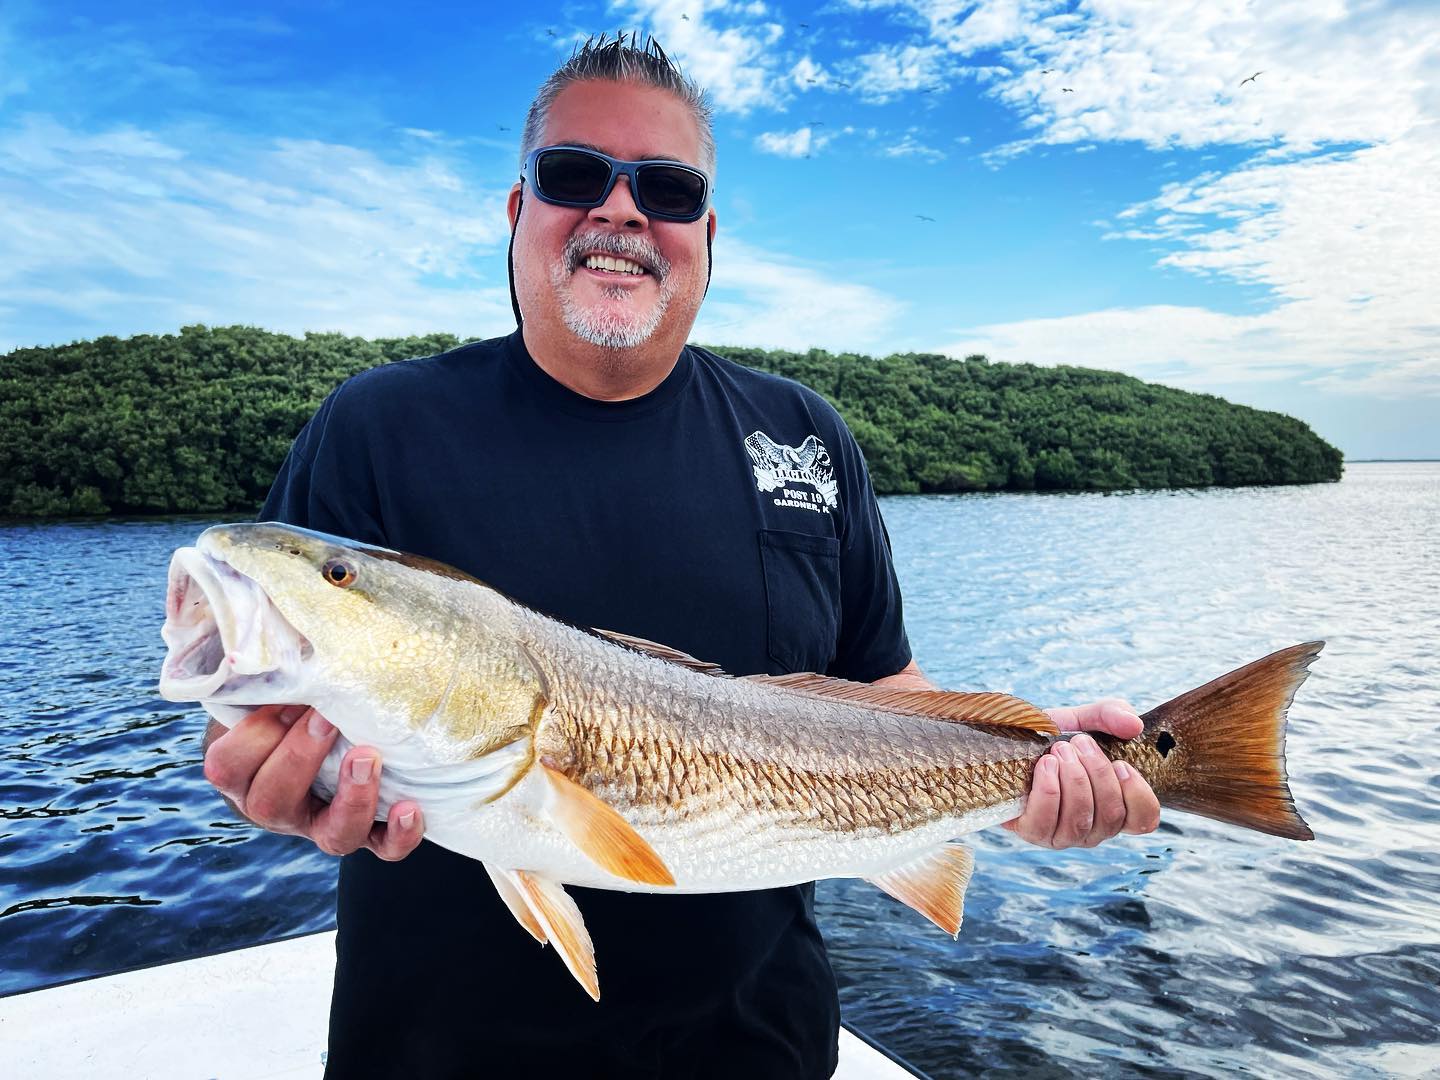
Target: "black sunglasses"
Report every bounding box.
[521,145,711,223]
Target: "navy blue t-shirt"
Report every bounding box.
[261,330,911,1079]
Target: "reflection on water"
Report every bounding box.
[1,466,1437,1078]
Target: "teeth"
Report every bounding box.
[584,254,646,275]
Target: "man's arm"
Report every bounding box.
[872,660,1161,849]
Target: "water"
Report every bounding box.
[2,463,1437,1077]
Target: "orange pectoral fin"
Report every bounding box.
[508,870,599,1001]
[867,843,976,938]
[540,762,676,887]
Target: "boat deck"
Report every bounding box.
[1,930,919,1078]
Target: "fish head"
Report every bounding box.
[158,522,470,713]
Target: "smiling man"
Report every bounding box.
[201,33,1158,1080]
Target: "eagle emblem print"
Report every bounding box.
[745,431,839,513]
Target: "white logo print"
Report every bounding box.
[745,431,839,514]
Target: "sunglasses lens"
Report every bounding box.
[638,164,706,218]
[536,150,611,203]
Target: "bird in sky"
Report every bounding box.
[808,120,825,126]
[835,79,852,88]
[546,28,556,37]
[681,13,689,20]
[916,215,936,222]
[1041,68,1054,74]
[1240,70,1264,85]
[1062,87,1074,92]
[498,125,511,132]
[799,22,810,29]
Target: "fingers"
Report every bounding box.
[1115,761,1161,835]
[307,741,385,857]
[1073,734,1126,845]
[1006,736,1162,849]
[203,704,308,816]
[365,801,427,862]
[1002,755,1061,845]
[1048,740,1096,848]
[1045,698,1142,739]
[243,707,344,835]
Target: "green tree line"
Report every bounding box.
[0,325,1341,517]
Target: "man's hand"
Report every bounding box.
[1003,699,1161,849]
[202,704,424,862]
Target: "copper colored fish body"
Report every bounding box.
[160,523,1319,1000]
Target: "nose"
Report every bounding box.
[589,174,648,230]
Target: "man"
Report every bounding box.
[202,34,1159,1079]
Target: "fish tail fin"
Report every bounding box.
[1135,641,1322,841]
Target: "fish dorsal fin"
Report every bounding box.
[867,843,976,937]
[747,674,1059,736]
[484,863,546,945]
[540,761,676,887]
[507,869,599,1001]
[593,629,730,676]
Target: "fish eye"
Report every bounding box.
[322,559,358,588]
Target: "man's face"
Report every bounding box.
[508,79,715,351]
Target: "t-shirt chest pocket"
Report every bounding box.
[758,529,841,674]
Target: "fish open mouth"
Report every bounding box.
[158,545,311,702]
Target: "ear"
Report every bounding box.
[507,182,524,233]
[707,207,718,243]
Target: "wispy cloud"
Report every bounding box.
[881,129,945,161]
[755,124,835,157]
[696,234,907,352]
[612,0,787,113]
[0,116,515,349]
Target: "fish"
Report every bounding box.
[159,522,1320,1000]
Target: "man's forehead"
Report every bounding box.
[541,80,703,167]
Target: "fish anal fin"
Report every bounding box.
[751,675,1058,737]
[484,863,546,944]
[867,843,976,938]
[510,870,599,1001]
[540,762,676,887]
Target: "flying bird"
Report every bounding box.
[808,120,825,126]
[681,13,689,20]
[1041,68,1054,74]
[836,80,852,88]
[1062,87,1074,92]
[546,28,557,37]
[916,215,936,222]
[1240,71,1263,86]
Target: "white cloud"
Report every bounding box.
[0,115,515,349]
[845,42,950,102]
[881,131,946,161]
[755,125,835,157]
[611,0,786,113]
[695,234,907,352]
[854,0,1440,403]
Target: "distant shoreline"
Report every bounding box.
[1345,458,1440,463]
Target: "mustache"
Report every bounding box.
[563,230,671,280]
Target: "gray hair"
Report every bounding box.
[518,32,716,179]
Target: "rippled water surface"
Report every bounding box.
[2,464,1437,1078]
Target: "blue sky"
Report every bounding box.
[3,0,1437,457]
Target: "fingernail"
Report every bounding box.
[278,705,307,726]
[1115,761,1132,781]
[1074,734,1098,757]
[351,756,374,783]
[398,809,416,829]
[1040,756,1058,776]
[1054,741,1075,762]
[308,712,334,739]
